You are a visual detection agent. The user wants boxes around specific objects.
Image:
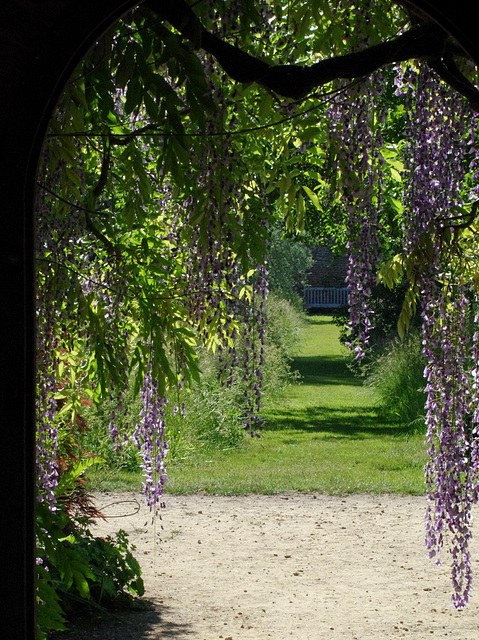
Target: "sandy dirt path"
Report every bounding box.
[56,492,479,639]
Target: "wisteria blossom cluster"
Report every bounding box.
[166,47,268,436]
[326,82,384,358]
[133,368,169,510]
[321,0,387,359]
[35,155,88,510]
[35,4,269,519]
[401,65,479,608]
[346,60,479,607]
[422,284,477,607]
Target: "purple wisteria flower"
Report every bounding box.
[403,64,479,608]
[134,369,169,511]
[327,73,384,359]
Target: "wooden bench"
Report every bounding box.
[304,287,349,309]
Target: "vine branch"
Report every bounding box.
[145,0,479,110]
[87,138,121,259]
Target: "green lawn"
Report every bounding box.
[89,314,428,495]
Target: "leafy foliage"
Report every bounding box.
[79,293,303,470]
[366,331,427,430]
[36,457,143,639]
[266,226,313,305]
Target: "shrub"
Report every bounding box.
[80,388,142,471]
[163,293,304,457]
[263,293,304,359]
[36,457,144,639]
[333,280,422,375]
[266,227,313,306]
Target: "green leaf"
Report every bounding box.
[56,457,105,499]
[397,285,419,339]
[124,77,143,115]
[296,192,305,232]
[302,185,320,210]
[389,167,403,182]
[115,44,136,89]
[258,91,273,120]
[387,196,403,215]
[72,569,92,599]
[298,127,322,142]
[378,254,404,289]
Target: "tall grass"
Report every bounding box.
[366,331,427,433]
[81,294,304,486]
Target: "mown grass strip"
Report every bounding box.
[90,314,427,495]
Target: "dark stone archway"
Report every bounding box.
[1,4,138,636]
[1,2,476,636]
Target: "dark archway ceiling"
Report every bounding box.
[1,2,476,636]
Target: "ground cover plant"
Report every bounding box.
[36,456,145,638]
[35,1,479,635]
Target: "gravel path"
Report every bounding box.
[54,492,479,639]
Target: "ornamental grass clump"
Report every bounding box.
[367,331,426,431]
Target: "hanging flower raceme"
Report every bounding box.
[134,368,169,511]
[240,261,268,436]
[402,63,479,607]
[328,76,384,359]
[403,67,469,250]
[167,49,268,438]
[327,0,387,360]
[35,155,86,508]
[423,283,476,607]
[469,308,479,497]
[36,363,59,510]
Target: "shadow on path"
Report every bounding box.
[50,599,194,639]
[264,405,404,437]
[264,316,406,435]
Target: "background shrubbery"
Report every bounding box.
[265,226,313,307]
[333,281,427,432]
[79,226,311,475]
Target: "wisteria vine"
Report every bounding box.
[34,0,479,612]
[346,60,479,607]
[329,78,384,359]
[35,0,269,520]
[403,65,479,608]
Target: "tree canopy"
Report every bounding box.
[35,0,479,626]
